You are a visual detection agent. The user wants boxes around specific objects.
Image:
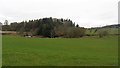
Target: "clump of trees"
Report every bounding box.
[65,27,86,38]
[2,17,86,38]
[97,30,109,38]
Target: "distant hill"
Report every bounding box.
[86,24,120,35]
[102,24,120,28]
[88,24,120,29]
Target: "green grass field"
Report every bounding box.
[2,35,118,66]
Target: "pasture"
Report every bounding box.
[2,35,118,66]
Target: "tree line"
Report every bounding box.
[2,17,86,38]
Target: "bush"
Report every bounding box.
[98,30,109,38]
[64,27,86,38]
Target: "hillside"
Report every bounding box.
[2,18,119,37]
[102,24,120,28]
[86,24,120,35]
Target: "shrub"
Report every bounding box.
[64,27,86,38]
[97,30,109,38]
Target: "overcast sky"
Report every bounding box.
[0,0,119,28]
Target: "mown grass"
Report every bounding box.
[2,35,118,66]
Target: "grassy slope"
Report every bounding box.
[86,28,119,35]
[2,35,118,66]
